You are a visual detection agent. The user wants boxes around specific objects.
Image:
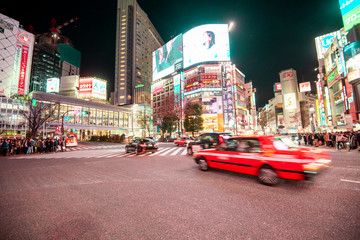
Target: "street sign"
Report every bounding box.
[64,116,70,122]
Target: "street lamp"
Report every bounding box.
[61,110,70,137]
[228,21,235,32]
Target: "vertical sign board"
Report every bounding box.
[221,65,228,125]
[316,80,326,126]
[18,45,29,95]
[279,69,301,130]
[221,64,234,126]
[12,45,22,92]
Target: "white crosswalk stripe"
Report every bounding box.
[150,148,170,156]
[160,148,177,156]
[181,148,188,155]
[170,148,183,155]
[9,147,192,159]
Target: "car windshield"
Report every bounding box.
[273,137,298,150]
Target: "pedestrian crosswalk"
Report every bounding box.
[10,147,189,159]
[65,145,121,151]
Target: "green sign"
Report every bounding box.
[135,84,144,88]
[341,2,360,31]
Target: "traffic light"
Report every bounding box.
[32,99,37,107]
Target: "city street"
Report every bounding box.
[0,143,359,239]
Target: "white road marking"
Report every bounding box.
[170,148,183,155]
[340,179,360,184]
[181,148,188,155]
[150,148,170,156]
[160,148,177,156]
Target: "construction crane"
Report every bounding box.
[35,17,78,39]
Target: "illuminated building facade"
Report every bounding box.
[151,24,255,136]
[0,13,34,98]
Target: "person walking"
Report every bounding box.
[60,139,64,152]
[2,139,9,156]
[26,139,31,154]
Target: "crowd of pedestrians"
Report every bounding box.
[296,130,360,151]
[0,138,65,157]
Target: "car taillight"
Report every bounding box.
[139,144,146,147]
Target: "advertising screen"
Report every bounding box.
[183,24,230,68]
[92,79,107,100]
[79,78,107,100]
[46,78,60,93]
[339,0,360,31]
[79,78,93,97]
[283,93,297,110]
[152,34,183,81]
[314,31,340,60]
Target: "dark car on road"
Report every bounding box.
[125,138,158,155]
[187,132,231,155]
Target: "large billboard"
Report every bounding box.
[183,24,230,68]
[314,31,340,60]
[79,77,107,100]
[339,0,360,31]
[46,78,60,93]
[152,34,183,81]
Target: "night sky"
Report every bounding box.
[2,0,344,107]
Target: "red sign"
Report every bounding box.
[18,45,29,95]
[201,74,218,80]
[79,78,93,96]
[153,82,163,95]
[299,82,311,92]
[282,71,294,80]
[275,83,282,92]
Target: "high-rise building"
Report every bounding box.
[30,33,80,93]
[112,0,164,106]
[29,38,61,92]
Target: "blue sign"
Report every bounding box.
[321,35,335,49]
[63,116,70,122]
[339,0,360,16]
[344,40,360,61]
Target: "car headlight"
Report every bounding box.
[303,162,324,171]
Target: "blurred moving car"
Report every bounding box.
[125,138,158,155]
[146,136,157,142]
[187,132,231,155]
[193,135,331,186]
[174,137,194,146]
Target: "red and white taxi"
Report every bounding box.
[174,137,194,146]
[193,136,331,185]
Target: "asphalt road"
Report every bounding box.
[0,144,359,240]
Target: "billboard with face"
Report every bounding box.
[183,24,230,68]
[152,34,183,81]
